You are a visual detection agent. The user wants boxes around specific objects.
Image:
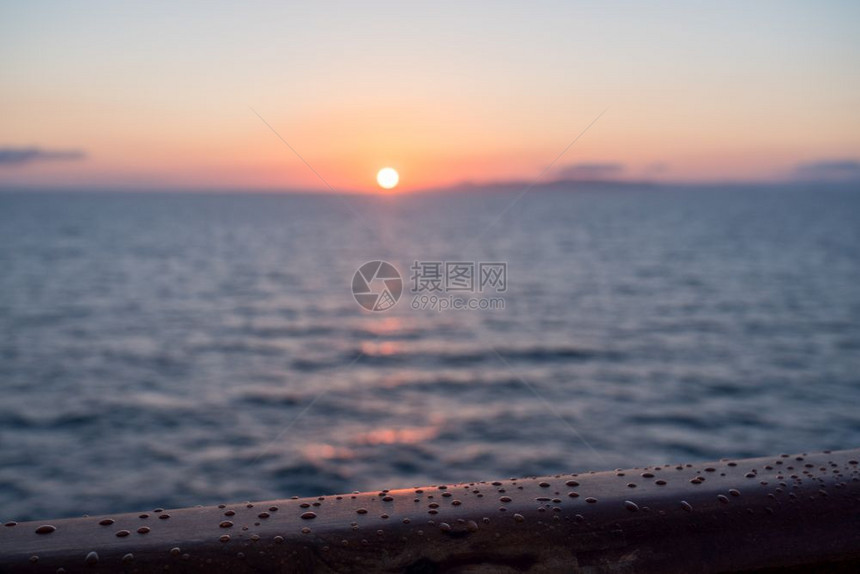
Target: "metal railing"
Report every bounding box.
[1,448,859,572]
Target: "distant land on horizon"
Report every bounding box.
[1,177,858,197]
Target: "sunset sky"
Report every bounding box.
[1,1,859,192]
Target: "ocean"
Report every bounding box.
[1,185,859,521]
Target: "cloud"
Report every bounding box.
[556,162,625,181]
[643,162,669,175]
[0,146,87,167]
[794,159,860,182]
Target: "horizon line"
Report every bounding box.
[1,176,858,196]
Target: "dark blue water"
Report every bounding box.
[1,186,859,521]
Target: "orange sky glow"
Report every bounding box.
[1,2,859,192]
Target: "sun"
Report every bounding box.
[376,167,399,190]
